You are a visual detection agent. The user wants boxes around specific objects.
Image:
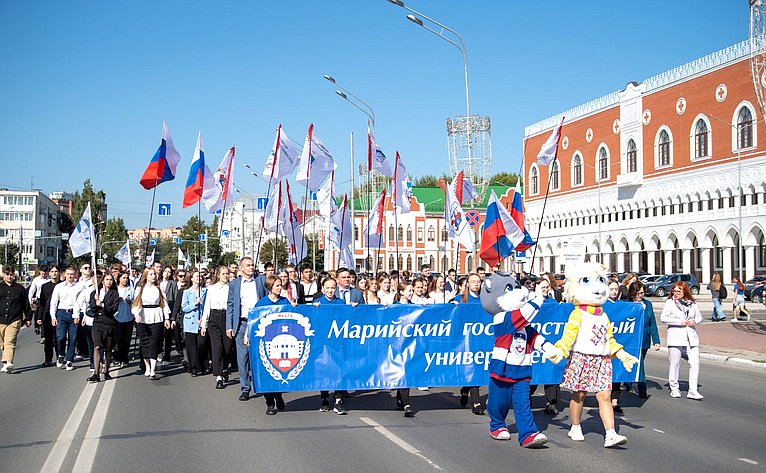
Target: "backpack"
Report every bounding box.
[719,284,728,300]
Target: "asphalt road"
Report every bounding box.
[1,327,764,473]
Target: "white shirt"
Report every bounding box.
[378,291,394,306]
[412,295,431,305]
[131,284,170,324]
[301,281,317,302]
[77,286,96,326]
[28,275,50,303]
[201,282,229,329]
[50,281,81,320]
[427,292,449,304]
[240,277,258,319]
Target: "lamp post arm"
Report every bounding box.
[333,83,376,128]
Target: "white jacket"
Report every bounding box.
[660,299,702,348]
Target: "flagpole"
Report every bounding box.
[530,119,564,271]
[144,182,158,268]
[197,201,202,268]
[338,195,347,269]
[300,127,312,266]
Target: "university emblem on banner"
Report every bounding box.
[450,203,463,231]
[254,312,315,383]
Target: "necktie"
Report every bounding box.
[287,283,294,301]
[343,290,349,303]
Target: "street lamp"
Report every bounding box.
[234,187,257,257]
[323,75,375,129]
[242,163,271,185]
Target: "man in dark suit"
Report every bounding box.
[37,266,61,366]
[334,267,365,305]
[226,257,266,401]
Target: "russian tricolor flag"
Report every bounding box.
[183,131,205,208]
[140,122,181,190]
[510,183,535,253]
[479,190,524,267]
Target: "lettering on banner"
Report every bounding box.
[424,351,493,372]
[328,319,453,345]
[611,317,636,335]
[462,322,495,337]
[529,321,566,337]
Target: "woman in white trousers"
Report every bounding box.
[660,281,703,400]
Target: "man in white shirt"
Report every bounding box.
[50,267,81,370]
[74,263,94,362]
[28,265,50,310]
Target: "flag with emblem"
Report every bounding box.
[263,125,300,185]
[364,188,387,249]
[444,178,474,251]
[391,151,412,214]
[202,146,236,213]
[329,194,352,251]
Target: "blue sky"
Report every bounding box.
[0,1,748,228]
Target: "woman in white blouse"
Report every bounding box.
[131,268,171,380]
[201,266,231,389]
[660,281,704,400]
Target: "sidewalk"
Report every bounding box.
[648,294,766,370]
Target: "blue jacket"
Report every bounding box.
[641,299,661,349]
[335,286,365,304]
[226,275,267,334]
[255,295,291,307]
[181,286,207,333]
[314,295,345,305]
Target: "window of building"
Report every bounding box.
[398,225,403,242]
[572,153,583,186]
[597,147,609,181]
[669,204,675,215]
[406,225,413,242]
[441,227,448,241]
[427,226,435,242]
[741,194,747,206]
[657,129,671,167]
[653,207,658,217]
[753,193,759,205]
[354,225,359,241]
[718,197,724,209]
[729,196,735,208]
[708,199,714,210]
[644,208,649,218]
[689,202,694,212]
[627,139,637,173]
[550,161,560,190]
[737,106,754,149]
[530,166,539,195]
[417,226,423,242]
[389,225,395,242]
[406,255,412,271]
[694,118,709,159]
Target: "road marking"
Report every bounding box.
[652,429,665,433]
[739,458,758,465]
[39,382,98,473]
[72,377,116,472]
[360,417,442,470]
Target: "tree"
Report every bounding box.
[259,238,287,268]
[0,243,20,272]
[179,216,207,267]
[300,235,324,271]
[100,217,128,265]
[413,174,440,187]
[489,172,519,187]
[68,179,107,267]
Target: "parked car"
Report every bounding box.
[552,273,566,290]
[645,273,700,297]
[744,276,766,299]
[751,284,764,304]
[639,274,662,284]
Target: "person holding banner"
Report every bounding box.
[529,278,562,416]
[131,268,171,380]
[312,277,349,415]
[181,270,208,377]
[427,275,450,304]
[377,274,394,306]
[247,275,291,415]
[393,282,416,417]
[456,274,485,415]
[313,277,345,306]
[629,281,660,399]
[335,268,364,306]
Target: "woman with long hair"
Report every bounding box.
[393,281,415,417]
[113,272,134,368]
[427,275,448,304]
[365,278,381,305]
[377,274,394,306]
[731,276,748,321]
[159,266,178,365]
[201,265,232,389]
[660,282,703,400]
[454,273,484,415]
[88,273,121,382]
[181,270,208,377]
[131,268,171,380]
[707,273,726,322]
[628,281,660,398]
[618,273,638,300]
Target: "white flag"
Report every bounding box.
[296,124,336,193]
[177,248,185,262]
[263,181,283,234]
[339,245,354,270]
[452,170,479,204]
[329,194,352,250]
[263,125,301,185]
[70,203,96,258]
[203,146,236,213]
[114,240,131,266]
[444,177,475,251]
[537,117,564,166]
[364,188,387,249]
[316,171,336,217]
[368,125,393,177]
[392,151,412,214]
[145,248,155,266]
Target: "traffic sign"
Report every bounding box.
[149,239,157,246]
[174,237,183,245]
[516,251,526,258]
[198,234,206,242]
[257,197,268,210]
[222,229,230,237]
[97,258,104,265]
[465,210,481,227]
[158,203,172,216]
[22,256,29,264]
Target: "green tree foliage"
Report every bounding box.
[413,174,439,187]
[0,243,20,272]
[99,217,129,265]
[67,179,107,267]
[259,238,287,268]
[489,172,519,187]
[300,235,324,271]
[179,216,206,266]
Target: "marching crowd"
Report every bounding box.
[0,259,753,420]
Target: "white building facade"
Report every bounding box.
[0,189,63,273]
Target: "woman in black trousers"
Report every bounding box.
[201,266,232,389]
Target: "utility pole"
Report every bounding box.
[18,225,23,280]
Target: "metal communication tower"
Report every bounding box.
[447,115,492,198]
[750,0,766,121]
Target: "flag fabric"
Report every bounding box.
[444,178,474,251]
[114,240,131,267]
[536,117,564,166]
[296,124,336,193]
[339,246,354,270]
[510,182,536,253]
[263,125,301,185]
[368,127,393,177]
[69,203,96,257]
[145,248,155,266]
[316,171,336,217]
[479,190,525,267]
[140,121,182,190]
[367,122,374,171]
[452,170,479,205]
[177,248,185,262]
[329,194,352,250]
[203,146,236,213]
[183,132,206,208]
[364,188,387,249]
[391,151,412,214]
[281,180,307,265]
[263,180,283,234]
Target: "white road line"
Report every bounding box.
[360,417,442,470]
[652,429,665,433]
[72,377,116,473]
[39,382,98,473]
[738,458,759,465]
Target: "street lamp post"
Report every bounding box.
[234,187,257,257]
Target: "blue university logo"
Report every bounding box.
[254,312,314,384]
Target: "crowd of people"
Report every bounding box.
[2,261,756,420]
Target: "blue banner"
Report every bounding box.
[249,301,644,393]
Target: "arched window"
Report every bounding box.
[388,225,395,242]
[406,225,413,242]
[598,147,609,180]
[388,255,394,272]
[397,225,403,242]
[467,255,474,272]
[406,255,412,271]
[354,225,359,242]
[441,256,448,272]
[429,255,435,268]
[658,129,671,167]
[627,139,637,173]
[427,226,435,242]
[572,153,582,186]
[397,255,403,270]
[530,166,539,195]
[738,106,754,149]
[694,119,709,158]
[550,161,560,190]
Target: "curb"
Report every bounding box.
[655,347,766,370]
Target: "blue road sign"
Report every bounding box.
[257,197,268,210]
[516,251,526,257]
[149,239,157,246]
[198,234,206,242]
[310,192,318,201]
[174,237,182,245]
[158,203,172,216]
[222,229,230,237]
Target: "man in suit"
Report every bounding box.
[284,264,306,304]
[226,257,266,401]
[334,268,365,305]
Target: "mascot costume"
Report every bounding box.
[481,272,558,448]
[548,262,639,448]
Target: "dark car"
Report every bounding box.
[751,284,764,304]
[645,273,700,297]
[744,276,766,299]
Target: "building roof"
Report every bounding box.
[347,184,513,213]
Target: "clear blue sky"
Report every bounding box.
[0,0,748,228]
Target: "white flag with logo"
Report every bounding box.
[296,124,336,193]
[364,188,387,249]
[316,171,336,217]
[339,245,354,270]
[536,117,564,166]
[203,146,236,213]
[368,125,393,177]
[70,203,96,257]
[263,125,300,185]
[145,248,155,266]
[392,151,412,214]
[114,240,131,266]
[329,194,352,250]
[444,177,475,251]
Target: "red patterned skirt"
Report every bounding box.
[561,352,612,393]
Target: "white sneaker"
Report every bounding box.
[160,361,169,367]
[687,391,704,400]
[568,426,585,441]
[604,432,628,448]
[57,357,65,368]
[0,363,8,373]
[670,389,681,398]
[66,362,74,371]
[417,387,430,391]
[4,363,13,374]
[74,355,84,362]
